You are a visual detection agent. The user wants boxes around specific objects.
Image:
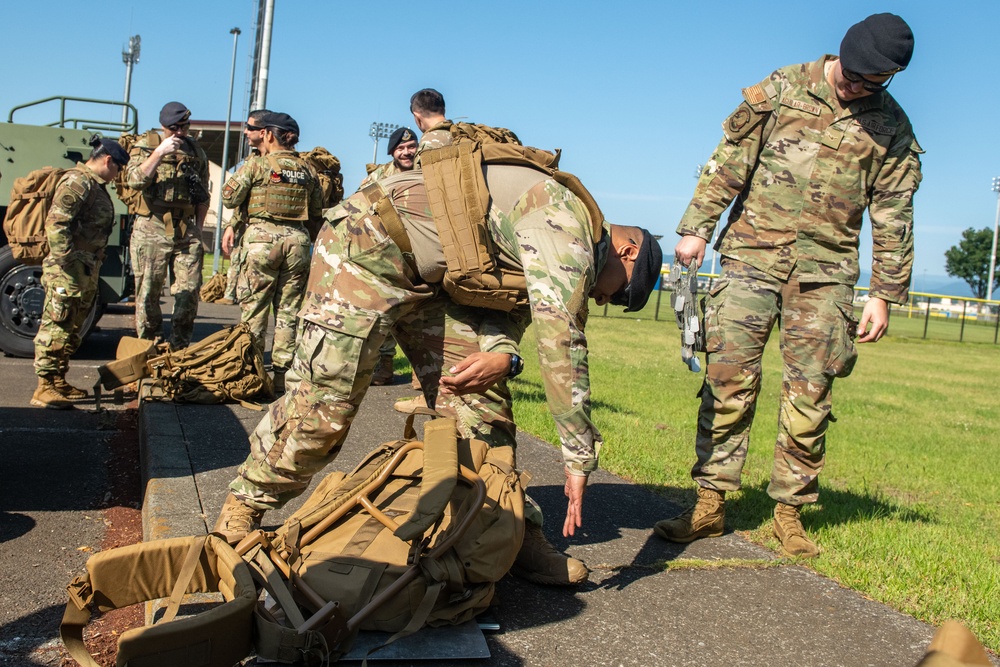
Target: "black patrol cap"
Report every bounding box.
[89,135,129,166]
[840,13,914,76]
[260,112,300,135]
[615,229,663,313]
[159,101,191,127]
[103,138,129,166]
[387,127,417,155]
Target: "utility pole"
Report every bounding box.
[213,27,242,275]
[121,35,140,125]
[251,0,274,111]
[369,122,400,164]
[988,177,1000,302]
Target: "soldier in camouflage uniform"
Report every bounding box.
[221,109,271,304]
[221,112,323,393]
[31,137,129,409]
[214,164,662,585]
[361,126,418,385]
[125,102,210,349]
[654,14,922,558]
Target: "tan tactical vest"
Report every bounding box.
[419,141,605,312]
[247,153,313,223]
[121,131,205,218]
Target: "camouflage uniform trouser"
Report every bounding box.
[230,206,519,513]
[33,261,99,377]
[237,221,311,371]
[129,214,203,348]
[224,227,244,302]
[692,259,858,505]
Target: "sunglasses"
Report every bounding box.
[245,123,265,131]
[168,122,190,132]
[842,68,894,93]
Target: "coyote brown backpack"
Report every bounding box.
[114,130,159,215]
[145,322,273,406]
[61,415,527,665]
[299,146,344,208]
[2,167,67,263]
[199,272,228,303]
[448,122,521,146]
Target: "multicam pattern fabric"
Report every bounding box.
[229,167,608,511]
[222,152,323,370]
[414,120,453,166]
[358,161,402,190]
[679,56,921,507]
[129,216,203,348]
[692,260,857,504]
[678,55,922,304]
[33,164,115,376]
[124,133,209,208]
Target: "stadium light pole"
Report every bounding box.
[369,122,400,164]
[121,35,140,126]
[213,27,242,275]
[989,177,1000,302]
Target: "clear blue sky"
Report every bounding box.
[2,0,997,286]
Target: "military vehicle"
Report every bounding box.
[0,96,137,357]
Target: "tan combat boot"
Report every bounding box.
[653,486,725,543]
[370,354,395,386]
[410,371,421,391]
[51,375,88,400]
[30,376,74,410]
[510,523,589,586]
[773,503,820,558]
[212,493,265,545]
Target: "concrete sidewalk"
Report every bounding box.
[137,302,961,667]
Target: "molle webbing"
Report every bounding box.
[246,154,311,223]
[421,141,604,312]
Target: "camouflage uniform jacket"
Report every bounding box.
[123,133,210,211]
[332,168,610,475]
[221,150,324,227]
[358,161,402,189]
[42,163,115,281]
[414,120,454,166]
[678,55,923,303]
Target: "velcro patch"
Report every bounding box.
[856,118,897,136]
[279,169,309,185]
[781,99,822,115]
[743,84,766,106]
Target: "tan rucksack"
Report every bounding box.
[199,272,228,303]
[114,130,159,215]
[145,323,273,406]
[298,146,344,208]
[2,167,68,263]
[61,415,527,666]
[449,121,522,146]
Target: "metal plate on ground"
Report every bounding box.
[340,620,490,661]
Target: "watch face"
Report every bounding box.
[510,354,524,377]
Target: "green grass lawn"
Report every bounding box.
[507,316,1000,651]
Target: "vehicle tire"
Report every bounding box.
[0,245,98,358]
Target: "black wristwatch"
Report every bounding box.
[508,354,524,378]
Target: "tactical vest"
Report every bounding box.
[123,132,205,218]
[247,153,313,223]
[419,141,605,312]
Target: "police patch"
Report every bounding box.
[728,107,751,133]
